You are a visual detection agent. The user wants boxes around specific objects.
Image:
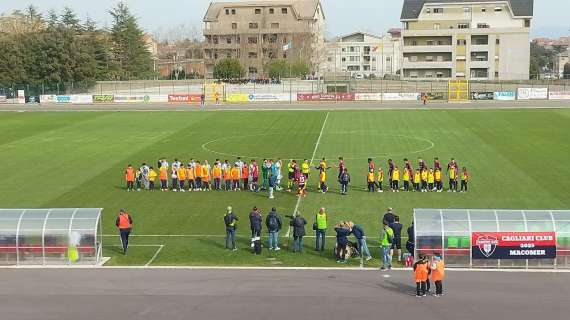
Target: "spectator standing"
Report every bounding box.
[291,213,307,253]
[265,207,282,251]
[339,168,351,195]
[249,207,263,238]
[380,222,394,270]
[115,209,133,254]
[351,224,372,261]
[314,208,327,251]
[335,224,351,263]
[391,216,403,261]
[224,206,239,251]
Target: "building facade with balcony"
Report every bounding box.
[323,31,402,78]
[203,0,325,78]
[400,0,533,80]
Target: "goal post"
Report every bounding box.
[203,82,225,103]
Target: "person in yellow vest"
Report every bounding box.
[448,164,457,192]
[434,168,443,192]
[319,169,327,193]
[367,168,376,192]
[231,164,241,191]
[195,161,203,191]
[148,166,157,191]
[202,161,211,191]
[420,168,428,192]
[287,160,296,192]
[314,208,327,251]
[391,166,400,192]
[213,161,222,190]
[301,159,310,180]
[460,167,470,193]
[413,169,421,192]
[431,253,445,296]
[376,167,384,193]
[427,168,435,192]
[159,165,168,191]
[402,166,411,192]
[185,162,194,191]
[115,209,133,255]
[177,164,187,192]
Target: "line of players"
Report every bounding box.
[123,156,470,194]
[365,157,470,193]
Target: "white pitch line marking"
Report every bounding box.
[145,245,165,267]
[286,111,329,237]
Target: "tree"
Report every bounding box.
[564,63,570,80]
[46,9,59,30]
[61,7,82,33]
[109,2,154,80]
[213,58,244,79]
[265,59,309,78]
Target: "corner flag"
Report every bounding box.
[283,41,292,51]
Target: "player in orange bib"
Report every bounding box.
[177,164,187,192]
[202,161,211,191]
[195,161,203,190]
[125,164,135,191]
[187,163,195,191]
[230,165,240,190]
[212,161,222,190]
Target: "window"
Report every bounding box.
[412,40,417,46]
[426,40,435,46]
[249,67,257,74]
[249,23,258,29]
[496,38,500,45]
[525,19,531,28]
[457,39,467,45]
[236,36,240,44]
[436,72,444,78]
[433,8,443,14]
[477,23,490,29]
[271,23,279,29]
[410,56,418,62]
[426,8,431,14]
[481,8,486,13]
[425,73,434,78]
[434,23,440,30]
[225,9,230,15]
[269,8,274,14]
[231,9,236,14]
[494,7,502,12]
[255,8,261,14]
[495,71,499,78]
[327,57,332,62]
[232,23,237,29]
[282,8,287,14]
[425,55,433,61]
[226,38,231,44]
[437,41,444,45]
[458,23,469,29]
[341,57,346,62]
[248,37,258,44]
[341,47,346,52]
[464,7,471,12]
[248,52,257,58]
[386,57,391,62]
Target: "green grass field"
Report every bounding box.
[1,109,570,267]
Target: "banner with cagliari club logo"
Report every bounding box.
[471,232,556,260]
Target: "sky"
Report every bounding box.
[1,0,568,39]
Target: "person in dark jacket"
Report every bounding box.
[339,168,351,195]
[335,225,351,263]
[290,213,307,253]
[383,207,396,226]
[265,207,283,251]
[249,206,263,238]
[351,224,372,261]
[391,216,403,261]
[406,221,415,257]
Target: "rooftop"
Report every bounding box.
[204,0,322,22]
[401,0,534,20]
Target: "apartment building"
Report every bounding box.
[203,0,325,78]
[400,0,534,80]
[323,30,402,78]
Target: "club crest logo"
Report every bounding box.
[475,235,498,258]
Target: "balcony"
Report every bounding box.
[403,60,453,69]
[469,60,490,69]
[471,44,489,52]
[403,45,453,53]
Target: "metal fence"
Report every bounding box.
[2,78,570,99]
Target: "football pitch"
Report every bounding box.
[1,108,569,267]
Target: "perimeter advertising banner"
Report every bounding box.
[297,93,355,101]
[548,91,570,100]
[93,95,114,103]
[471,92,494,100]
[493,92,516,101]
[517,88,548,100]
[168,94,202,103]
[471,232,556,260]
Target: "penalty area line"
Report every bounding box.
[145,245,165,267]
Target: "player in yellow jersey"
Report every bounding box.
[427,168,435,192]
[376,167,384,193]
[319,168,327,193]
[391,166,400,192]
[148,167,157,191]
[434,168,443,192]
[420,168,428,192]
[413,169,421,192]
[402,166,411,191]
[367,169,375,192]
